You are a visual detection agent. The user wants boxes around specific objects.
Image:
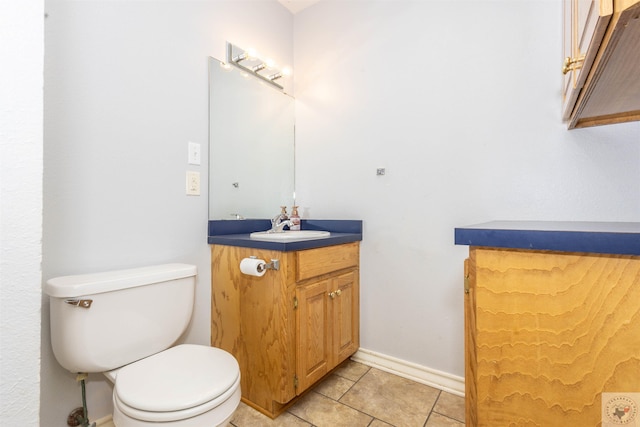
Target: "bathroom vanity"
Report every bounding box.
[209,220,362,418]
[455,221,640,426]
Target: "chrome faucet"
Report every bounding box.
[269,213,293,233]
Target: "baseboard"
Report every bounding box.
[351,348,465,397]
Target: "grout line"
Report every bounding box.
[286,409,313,426]
[423,390,442,426]
[262,361,462,427]
[310,388,382,426]
[431,411,466,425]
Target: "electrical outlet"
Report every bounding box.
[188,142,201,165]
[186,171,200,195]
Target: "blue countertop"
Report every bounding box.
[455,221,640,256]
[208,219,362,251]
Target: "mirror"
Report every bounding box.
[208,56,295,220]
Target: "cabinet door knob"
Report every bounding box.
[562,55,584,75]
[335,289,342,296]
[328,291,336,299]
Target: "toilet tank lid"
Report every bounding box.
[44,263,197,298]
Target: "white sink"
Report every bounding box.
[249,230,331,241]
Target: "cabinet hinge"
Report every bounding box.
[293,296,298,310]
[464,274,470,294]
[294,375,299,388]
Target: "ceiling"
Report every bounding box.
[277,0,321,14]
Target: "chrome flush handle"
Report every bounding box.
[64,299,93,309]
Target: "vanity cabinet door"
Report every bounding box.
[332,271,359,366]
[295,270,360,393]
[296,279,332,392]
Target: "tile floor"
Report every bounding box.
[230,360,465,427]
[98,360,464,427]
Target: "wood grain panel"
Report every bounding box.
[211,245,297,411]
[469,248,640,426]
[333,271,360,365]
[296,242,359,281]
[296,279,330,391]
[464,257,478,427]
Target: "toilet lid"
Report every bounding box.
[114,344,239,413]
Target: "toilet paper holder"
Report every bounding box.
[251,256,280,272]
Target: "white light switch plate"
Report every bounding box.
[186,171,200,195]
[188,141,201,165]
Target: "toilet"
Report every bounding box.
[44,263,241,427]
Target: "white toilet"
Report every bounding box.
[44,263,241,427]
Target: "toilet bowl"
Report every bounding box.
[43,264,241,427]
[109,345,240,427]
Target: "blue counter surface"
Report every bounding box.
[208,219,362,251]
[455,221,640,256]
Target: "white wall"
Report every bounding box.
[0,1,43,426]
[42,1,292,424]
[293,0,640,378]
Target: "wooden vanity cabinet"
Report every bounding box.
[563,0,640,128]
[211,242,360,418]
[464,247,640,426]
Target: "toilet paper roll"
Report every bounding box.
[240,258,266,277]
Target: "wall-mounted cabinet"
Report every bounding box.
[211,242,360,418]
[562,0,640,129]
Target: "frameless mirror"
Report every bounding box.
[208,56,295,220]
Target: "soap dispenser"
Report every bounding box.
[279,206,288,220]
[290,206,300,231]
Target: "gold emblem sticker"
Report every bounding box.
[603,393,640,426]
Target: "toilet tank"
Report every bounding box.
[44,264,197,373]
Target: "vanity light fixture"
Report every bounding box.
[226,42,290,90]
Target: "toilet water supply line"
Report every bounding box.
[75,373,96,427]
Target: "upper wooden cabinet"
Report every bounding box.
[562,0,640,129]
[211,242,360,418]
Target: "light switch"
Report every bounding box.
[188,142,201,165]
[186,171,200,196]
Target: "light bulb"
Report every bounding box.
[247,48,258,60]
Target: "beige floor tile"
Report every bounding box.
[288,391,373,427]
[230,402,311,427]
[433,392,465,423]
[313,373,355,400]
[425,412,465,427]
[339,368,440,427]
[333,359,370,382]
[369,419,395,427]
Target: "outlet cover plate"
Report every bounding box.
[186,171,200,195]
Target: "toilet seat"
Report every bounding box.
[113,344,240,423]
